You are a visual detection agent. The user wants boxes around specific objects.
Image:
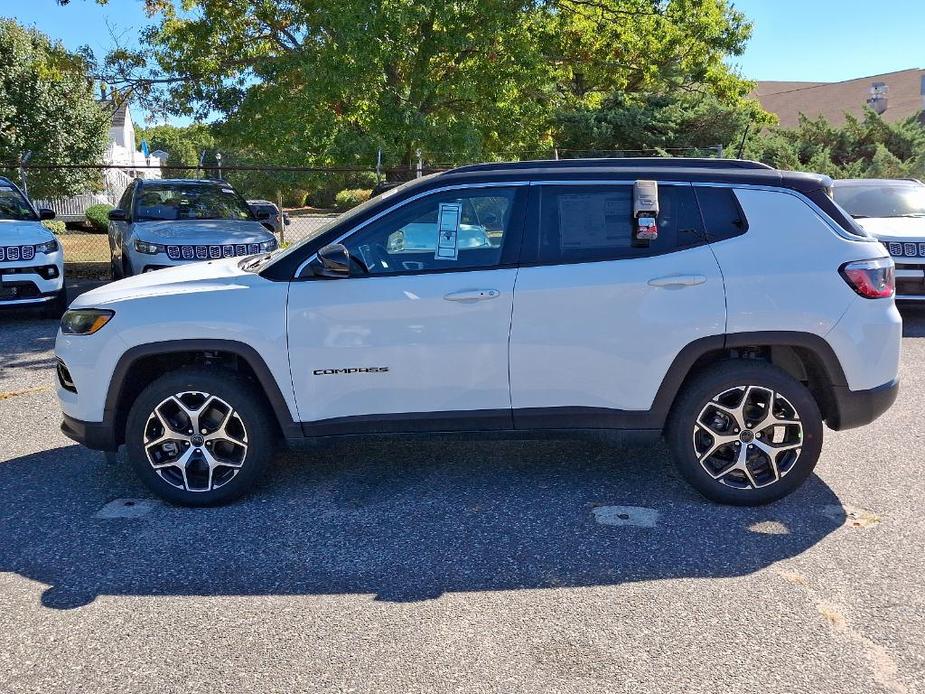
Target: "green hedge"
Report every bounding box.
[42,219,66,235]
[334,188,372,210]
[85,203,114,231]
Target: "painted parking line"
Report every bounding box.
[592,505,660,528]
[95,498,162,519]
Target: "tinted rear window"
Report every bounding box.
[694,187,748,242]
[532,184,705,264]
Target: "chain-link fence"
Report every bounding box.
[10,148,723,275]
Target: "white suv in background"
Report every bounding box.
[55,159,901,507]
[108,178,278,278]
[0,177,67,318]
[833,178,925,301]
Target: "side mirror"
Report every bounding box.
[107,209,128,222]
[38,208,56,221]
[313,243,351,278]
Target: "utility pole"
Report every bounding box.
[415,148,423,179]
[19,151,32,198]
[215,152,223,180]
[376,147,382,180]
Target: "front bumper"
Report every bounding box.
[61,413,118,451]
[0,259,65,305]
[828,378,900,430]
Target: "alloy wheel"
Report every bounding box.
[692,385,803,489]
[143,391,248,492]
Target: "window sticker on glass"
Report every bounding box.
[558,193,633,250]
[436,202,461,260]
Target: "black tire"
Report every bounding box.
[121,251,133,278]
[125,368,277,506]
[42,282,68,320]
[666,360,823,506]
[110,253,122,280]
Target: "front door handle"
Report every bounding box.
[444,289,501,302]
[647,274,707,288]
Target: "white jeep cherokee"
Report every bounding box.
[54,159,901,506]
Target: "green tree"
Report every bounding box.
[744,109,925,179]
[0,19,109,199]
[135,123,216,176]
[92,0,754,169]
[553,92,769,156]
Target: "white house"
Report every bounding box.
[101,98,167,178]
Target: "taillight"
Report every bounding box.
[839,258,895,299]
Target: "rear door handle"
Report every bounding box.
[647,274,707,288]
[444,289,501,302]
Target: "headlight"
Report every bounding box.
[134,239,165,255]
[259,238,278,252]
[35,239,59,254]
[61,309,114,335]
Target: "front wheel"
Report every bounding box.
[42,281,68,319]
[125,369,277,506]
[666,361,823,506]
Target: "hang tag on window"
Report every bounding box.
[435,202,461,261]
[637,216,658,240]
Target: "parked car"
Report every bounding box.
[832,178,925,301]
[56,158,900,507]
[0,176,67,318]
[247,199,290,235]
[107,178,278,278]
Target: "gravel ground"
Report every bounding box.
[0,292,923,694]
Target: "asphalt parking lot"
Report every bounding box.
[1,289,923,693]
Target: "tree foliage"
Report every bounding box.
[0,19,110,198]
[553,91,770,156]
[135,122,216,176]
[745,110,925,179]
[93,0,755,169]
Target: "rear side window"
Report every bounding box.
[695,187,749,242]
[531,184,705,264]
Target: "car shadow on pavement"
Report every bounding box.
[0,437,846,609]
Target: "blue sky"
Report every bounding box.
[2,0,924,117]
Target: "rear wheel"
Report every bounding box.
[125,369,277,506]
[667,360,823,506]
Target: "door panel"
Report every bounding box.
[510,248,725,417]
[286,185,526,429]
[286,270,517,426]
[510,182,726,424]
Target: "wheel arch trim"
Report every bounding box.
[104,339,301,446]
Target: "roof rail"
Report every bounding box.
[449,157,775,174]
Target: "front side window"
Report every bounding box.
[533,184,705,264]
[134,183,254,222]
[343,188,519,275]
[0,185,37,222]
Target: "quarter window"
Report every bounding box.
[342,188,519,275]
[533,184,705,264]
[695,186,749,242]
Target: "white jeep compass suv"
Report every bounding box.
[54,159,901,506]
[0,176,67,318]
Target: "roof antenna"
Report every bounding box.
[736,115,754,159]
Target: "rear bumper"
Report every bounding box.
[828,378,899,431]
[61,413,117,452]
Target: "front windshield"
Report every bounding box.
[833,183,925,219]
[135,183,254,222]
[0,186,37,222]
